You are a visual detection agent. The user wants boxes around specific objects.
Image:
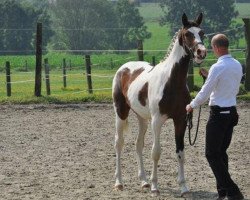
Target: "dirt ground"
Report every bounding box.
[0,103,249,200]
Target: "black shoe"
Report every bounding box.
[216,196,226,200]
[227,192,244,200]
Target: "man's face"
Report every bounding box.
[211,43,219,57]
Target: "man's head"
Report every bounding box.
[211,34,229,57]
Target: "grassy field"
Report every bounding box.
[236,3,250,18]
[0,3,249,103]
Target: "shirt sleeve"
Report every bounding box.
[190,65,220,108]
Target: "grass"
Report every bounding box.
[138,2,164,22]
[0,69,114,104]
[0,66,249,104]
[0,2,249,104]
[236,3,250,18]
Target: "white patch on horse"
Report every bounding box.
[177,151,189,194]
[123,61,152,119]
[188,27,202,43]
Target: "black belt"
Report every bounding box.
[210,105,236,112]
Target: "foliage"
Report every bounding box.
[50,0,117,53]
[237,0,250,2]
[114,0,151,49]
[0,2,249,104]
[159,0,243,47]
[0,0,53,55]
[49,0,151,52]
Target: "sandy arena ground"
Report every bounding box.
[0,103,249,200]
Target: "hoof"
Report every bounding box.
[151,190,160,197]
[180,185,189,197]
[114,184,123,191]
[141,183,150,190]
[181,191,192,198]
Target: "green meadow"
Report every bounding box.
[0,3,249,103]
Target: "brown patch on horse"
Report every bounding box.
[178,28,196,49]
[121,67,145,97]
[113,67,145,120]
[113,70,130,120]
[138,82,148,106]
[159,55,191,119]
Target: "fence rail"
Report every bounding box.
[0,21,249,98]
[0,55,247,98]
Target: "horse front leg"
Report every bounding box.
[173,117,189,196]
[150,116,164,196]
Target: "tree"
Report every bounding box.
[50,0,151,53]
[159,0,242,47]
[114,0,151,50]
[0,0,53,55]
[50,0,117,53]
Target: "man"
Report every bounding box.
[186,34,244,200]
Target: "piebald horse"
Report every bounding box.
[112,13,206,196]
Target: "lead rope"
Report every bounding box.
[186,106,201,146]
[186,70,206,146]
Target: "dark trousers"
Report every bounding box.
[205,106,241,197]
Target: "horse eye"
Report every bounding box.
[199,32,205,40]
[185,32,193,38]
[184,32,189,37]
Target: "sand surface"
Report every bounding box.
[0,103,249,200]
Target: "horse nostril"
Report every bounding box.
[197,49,201,55]
[204,51,207,58]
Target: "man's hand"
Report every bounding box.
[186,104,193,113]
[199,68,208,79]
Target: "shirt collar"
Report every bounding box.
[218,54,232,61]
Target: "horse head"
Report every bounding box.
[179,13,207,64]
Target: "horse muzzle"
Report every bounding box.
[194,43,207,64]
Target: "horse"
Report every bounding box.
[112,13,206,196]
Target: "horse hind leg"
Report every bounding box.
[135,115,150,190]
[173,118,190,196]
[113,102,130,191]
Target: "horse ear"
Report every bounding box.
[196,13,203,26]
[182,13,189,27]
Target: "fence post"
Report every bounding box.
[44,58,51,95]
[25,60,28,71]
[34,22,42,97]
[110,58,114,69]
[63,58,67,88]
[69,59,72,70]
[6,61,11,97]
[243,18,250,91]
[85,55,93,94]
[187,60,194,92]
[137,40,144,61]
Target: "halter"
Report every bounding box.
[181,29,204,59]
[185,41,204,59]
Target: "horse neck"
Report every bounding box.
[162,39,191,86]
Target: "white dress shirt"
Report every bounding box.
[190,54,242,108]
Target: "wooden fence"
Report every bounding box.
[1,21,250,97]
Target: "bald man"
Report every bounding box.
[186,34,244,200]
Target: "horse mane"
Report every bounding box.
[162,29,181,62]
